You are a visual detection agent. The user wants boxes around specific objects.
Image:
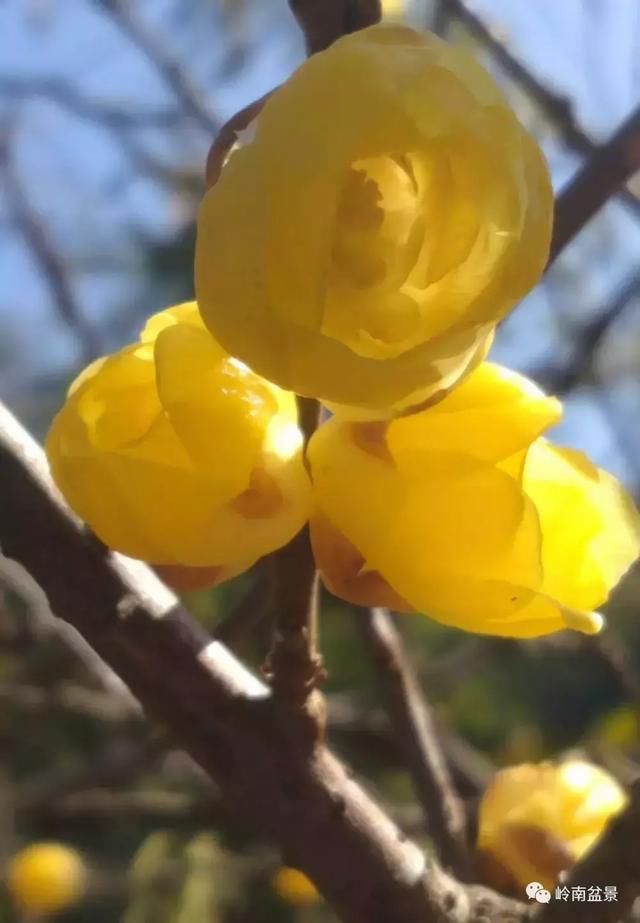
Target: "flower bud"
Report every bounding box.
[477,761,628,889]
[308,363,640,636]
[196,24,552,418]
[46,303,311,581]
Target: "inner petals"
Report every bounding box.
[323,153,430,355]
[330,154,420,292]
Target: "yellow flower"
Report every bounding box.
[7,843,87,914]
[477,760,628,889]
[196,24,552,419]
[308,363,640,637]
[381,0,407,18]
[273,867,320,906]
[46,303,311,578]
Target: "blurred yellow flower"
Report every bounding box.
[46,303,311,579]
[477,760,628,889]
[273,867,320,906]
[196,24,552,419]
[308,363,640,637]
[381,0,407,17]
[7,843,87,914]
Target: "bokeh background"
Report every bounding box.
[1,1,639,921]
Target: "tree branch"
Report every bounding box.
[0,679,135,722]
[92,0,218,135]
[443,0,640,218]
[263,2,386,714]
[0,401,530,923]
[289,0,382,53]
[0,140,101,363]
[206,92,272,188]
[15,737,164,819]
[361,608,472,880]
[0,76,181,128]
[549,106,640,265]
[531,268,640,394]
[264,398,324,708]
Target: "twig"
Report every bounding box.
[115,131,202,189]
[327,692,492,799]
[0,77,201,191]
[0,76,181,128]
[16,737,165,818]
[443,0,640,218]
[526,268,640,479]
[0,680,134,722]
[0,141,101,363]
[422,638,488,697]
[535,780,640,922]
[435,722,493,800]
[432,0,452,38]
[206,92,272,188]
[361,608,472,880]
[0,401,531,923]
[263,527,323,707]
[289,0,382,53]
[92,0,218,135]
[532,268,640,393]
[20,788,215,825]
[264,400,324,708]
[549,106,640,265]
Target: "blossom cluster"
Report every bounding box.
[46,24,639,637]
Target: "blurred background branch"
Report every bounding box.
[91,0,219,135]
[0,136,101,363]
[550,107,640,264]
[360,608,472,879]
[442,0,640,219]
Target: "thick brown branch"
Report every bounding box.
[535,780,640,922]
[289,0,382,53]
[550,106,640,265]
[361,608,472,880]
[0,402,530,923]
